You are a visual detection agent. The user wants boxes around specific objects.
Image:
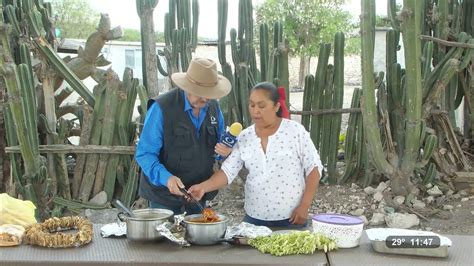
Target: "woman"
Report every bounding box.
[188,82,322,227]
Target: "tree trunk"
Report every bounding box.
[298,56,306,88]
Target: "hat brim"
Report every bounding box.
[171,73,231,99]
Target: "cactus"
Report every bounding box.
[360,0,395,178]
[301,74,314,130]
[326,33,345,184]
[158,0,199,83]
[136,0,159,98]
[310,43,331,150]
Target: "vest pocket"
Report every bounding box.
[172,127,192,147]
[206,125,218,148]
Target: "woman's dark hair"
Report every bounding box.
[250,82,282,117]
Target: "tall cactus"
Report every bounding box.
[157,0,199,81]
[137,0,159,98]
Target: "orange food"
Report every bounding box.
[202,208,219,222]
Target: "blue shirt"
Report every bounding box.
[135,91,225,187]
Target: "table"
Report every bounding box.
[0,224,328,266]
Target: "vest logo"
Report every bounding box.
[210,116,217,125]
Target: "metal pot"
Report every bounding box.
[183,214,228,245]
[118,208,174,241]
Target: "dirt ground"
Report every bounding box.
[210,176,474,236]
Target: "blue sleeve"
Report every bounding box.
[135,102,173,187]
[217,107,225,139]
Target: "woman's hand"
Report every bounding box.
[167,176,185,196]
[188,184,206,201]
[214,143,232,158]
[289,204,309,225]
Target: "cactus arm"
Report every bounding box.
[400,0,423,174]
[361,0,394,176]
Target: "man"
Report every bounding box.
[136,58,232,214]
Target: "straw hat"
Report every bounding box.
[171,58,231,99]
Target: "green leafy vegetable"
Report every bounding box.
[248,231,337,256]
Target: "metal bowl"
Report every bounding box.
[183,214,228,245]
[119,208,174,241]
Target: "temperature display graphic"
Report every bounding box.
[386,235,441,248]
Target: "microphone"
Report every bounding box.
[215,122,243,160]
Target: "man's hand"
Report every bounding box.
[289,204,309,225]
[188,184,206,201]
[214,143,232,158]
[167,176,185,195]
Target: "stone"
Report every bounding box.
[373,191,384,202]
[443,205,454,210]
[459,190,469,196]
[427,186,443,196]
[425,227,432,231]
[446,189,454,196]
[425,183,433,189]
[350,208,364,216]
[385,213,420,229]
[393,196,405,206]
[325,191,332,197]
[359,215,369,225]
[351,183,360,189]
[425,196,434,204]
[461,197,469,202]
[471,211,474,215]
[376,182,388,192]
[364,186,376,195]
[89,191,108,205]
[83,208,120,224]
[369,213,386,226]
[412,201,426,209]
[371,204,377,210]
[453,194,461,200]
[383,206,395,214]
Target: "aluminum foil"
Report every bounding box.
[100,222,126,237]
[155,213,190,247]
[224,222,272,239]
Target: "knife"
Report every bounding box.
[178,187,205,212]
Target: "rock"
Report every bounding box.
[393,196,405,206]
[446,189,454,196]
[373,191,384,202]
[350,208,365,216]
[351,183,360,189]
[376,182,388,192]
[459,190,469,196]
[89,191,108,205]
[425,196,435,204]
[453,194,461,200]
[385,213,420,229]
[425,227,432,231]
[471,211,474,215]
[371,204,377,210]
[369,213,386,226]
[384,206,395,214]
[413,201,426,209]
[83,208,120,224]
[425,183,433,189]
[461,197,469,202]
[427,186,443,196]
[443,204,454,210]
[325,191,332,197]
[364,186,376,195]
[359,215,368,225]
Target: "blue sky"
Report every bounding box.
[89,0,389,39]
